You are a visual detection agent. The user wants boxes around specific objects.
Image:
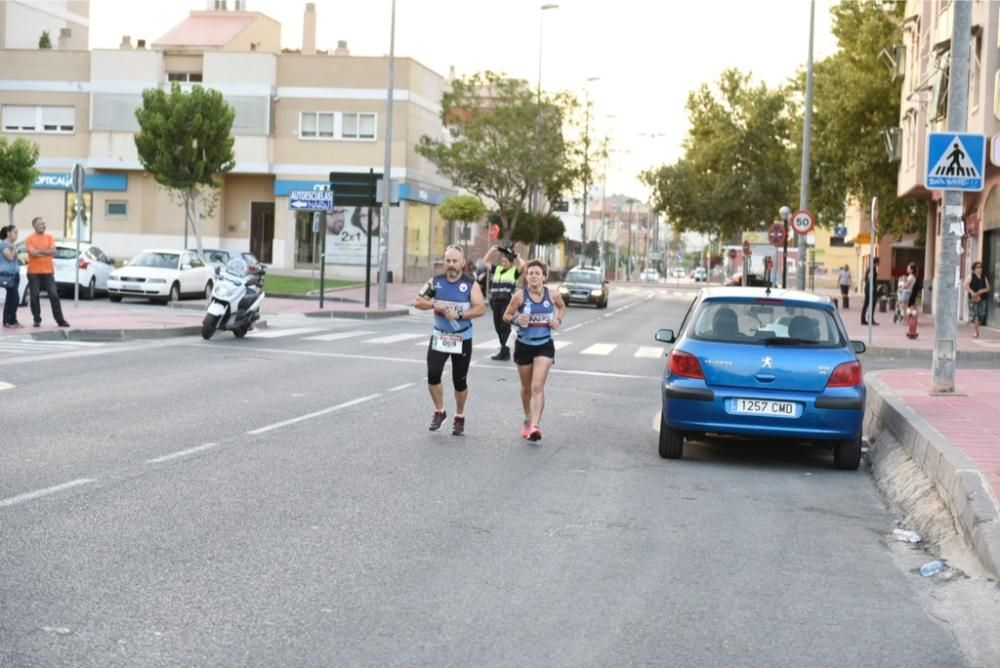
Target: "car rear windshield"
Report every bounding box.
[54,247,78,260]
[129,252,179,269]
[565,271,601,284]
[689,300,844,347]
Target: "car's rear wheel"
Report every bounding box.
[84,277,96,300]
[109,294,122,303]
[834,436,862,470]
[658,417,684,459]
[204,281,214,300]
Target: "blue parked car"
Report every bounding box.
[654,287,866,470]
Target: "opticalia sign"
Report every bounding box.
[33,172,128,192]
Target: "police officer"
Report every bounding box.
[480,244,525,360]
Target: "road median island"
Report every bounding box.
[865,372,1000,579]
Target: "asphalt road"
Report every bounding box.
[0,284,992,667]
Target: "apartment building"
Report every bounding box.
[0,0,88,50]
[0,2,458,282]
[897,0,1000,324]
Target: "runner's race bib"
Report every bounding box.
[431,331,463,354]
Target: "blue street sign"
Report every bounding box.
[925,132,985,191]
[288,189,333,211]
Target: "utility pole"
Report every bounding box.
[797,0,815,291]
[377,0,396,310]
[626,198,635,281]
[932,1,971,393]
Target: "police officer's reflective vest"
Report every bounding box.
[490,265,519,301]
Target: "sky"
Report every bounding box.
[89,0,840,199]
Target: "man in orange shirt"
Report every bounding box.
[25,217,69,328]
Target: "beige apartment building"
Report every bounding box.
[0,2,459,281]
[897,0,1000,324]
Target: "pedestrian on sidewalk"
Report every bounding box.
[414,245,486,436]
[503,259,566,442]
[838,264,851,308]
[1,225,23,328]
[895,262,917,323]
[965,261,991,338]
[861,256,879,326]
[25,217,69,329]
[479,244,525,361]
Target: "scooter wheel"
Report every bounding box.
[233,324,250,339]
[201,313,220,340]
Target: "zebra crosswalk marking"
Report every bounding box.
[303,330,375,342]
[364,333,427,344]
[247,327,326,339]
[581,343,617,355]
[634,346,664,359]
[553,340,572,351]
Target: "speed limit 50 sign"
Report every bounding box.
[790,209,815,236]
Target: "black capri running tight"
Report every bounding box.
[427,338,473,391]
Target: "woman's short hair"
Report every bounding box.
[972,261,983,270]
[524,258,548,277]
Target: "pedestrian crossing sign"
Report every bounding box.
[925,132,985,191]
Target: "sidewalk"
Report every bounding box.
[0,287,413,342]
[865,370,1000,579]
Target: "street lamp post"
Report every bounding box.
[626,198,635,282]
[581,76,599,257]
[531,3,559,215]
[779,205,791,289]
[377,0,397,311]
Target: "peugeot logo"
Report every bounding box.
[761,356,773,369]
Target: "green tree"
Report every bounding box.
[643,69,794,240]
[134,83,235,258]
[38,31,52,49]
[438,194,487,242]
[510,211,565,247]
[417,71,581,242]
[0,137,41,227]
[801,0,923,236]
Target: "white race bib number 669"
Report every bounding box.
[431,331,463,354]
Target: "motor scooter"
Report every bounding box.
[201,260,264,340]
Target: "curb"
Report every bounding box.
[861,346,1000,362]
[864,372,1000,579]
[30,320,269,342]
[305,308,409,320]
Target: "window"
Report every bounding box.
[64,192,92,242]
[300,111,334,138]
[299,111,376,140]
[343,112,376,140]
[2,105,74,133]
[167,72,203,82]
[106,200,128,217]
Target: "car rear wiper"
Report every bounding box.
[763,337,819,346]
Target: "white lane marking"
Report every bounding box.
[474,341,498,349]
[562,323,583,333]
[19,340,106,347]
[247,393,381,435]
[653,409,662,432]
[194,345,426,365]
[553,340,572,350]
[247,327,325,339]
[635,346,664,358]
[581,343,617,356]
[302,330,375,342]
[147,442,219,464]
[0,479,95,509]
[0,381,13,392]
[550,368,659,380]
[365,333,427,344]
[388,382,415,392]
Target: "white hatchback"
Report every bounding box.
[107,249,215,304]
[11,241,116,300]
[0,265,28,307]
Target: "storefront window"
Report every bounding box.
[406,203,431,270]
[64,192,92,242]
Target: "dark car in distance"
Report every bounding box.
[558,266,609,308]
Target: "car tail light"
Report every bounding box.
[826,361,862,388]
[668,350,704,379]
[78,259,89,270]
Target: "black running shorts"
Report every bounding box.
[513,339,555,366]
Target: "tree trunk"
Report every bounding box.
[187,188,205,259]
[8,204,15,227]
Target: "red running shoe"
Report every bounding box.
[527,425,542,442]
[429,409,447,431]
